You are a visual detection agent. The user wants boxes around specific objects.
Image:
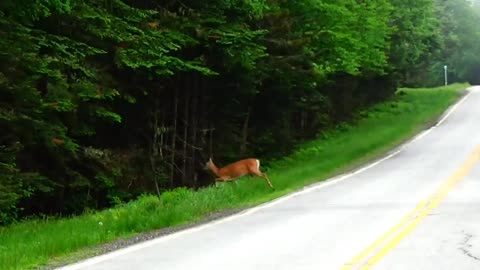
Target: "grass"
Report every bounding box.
[0,83,469,270]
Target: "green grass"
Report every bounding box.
[0,83,469,270]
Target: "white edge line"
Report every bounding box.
[57,87,473,270]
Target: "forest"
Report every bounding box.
[1,0,480,225]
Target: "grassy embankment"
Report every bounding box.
[0,83,469,269]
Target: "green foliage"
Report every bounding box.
[295,0,392,77]
[398,0,480,86]
[388,0,440,84]
[0,0,72,23]
[439,0,480,85]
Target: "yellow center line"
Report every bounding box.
[342,145,480,270]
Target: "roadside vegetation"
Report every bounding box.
[0,83,468,270]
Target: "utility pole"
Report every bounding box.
[444,65,448,86]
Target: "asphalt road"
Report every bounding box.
[58,86,480,270]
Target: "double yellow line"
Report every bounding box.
[341,145,480,270]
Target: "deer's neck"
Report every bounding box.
[209,162,221,177]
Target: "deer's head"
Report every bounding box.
[203,157,214,171]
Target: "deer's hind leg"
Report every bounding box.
[253,171,274,189]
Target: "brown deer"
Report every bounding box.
[204,158,274,189]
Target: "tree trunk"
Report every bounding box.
[182,88,190,186]
[191,75,199,188]
[240,107,251,156]
[170,88,178,188]
[149,99,161,197]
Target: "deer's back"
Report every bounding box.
[219,158,259,177]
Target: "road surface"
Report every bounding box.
[59,86,480,270]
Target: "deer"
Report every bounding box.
[204,157,274,189]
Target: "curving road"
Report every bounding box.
[58,86,480,270]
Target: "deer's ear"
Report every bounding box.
[209,157,212,162]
